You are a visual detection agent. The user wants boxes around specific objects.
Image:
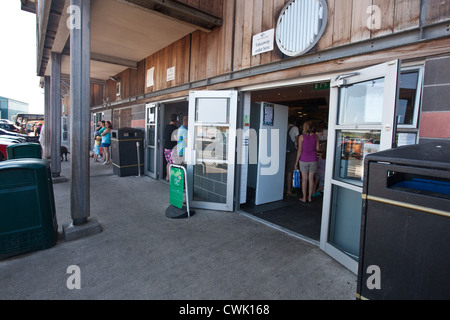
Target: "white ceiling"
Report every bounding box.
[47,0,198,81]
[90,0,196,63]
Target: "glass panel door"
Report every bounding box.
[321,60,401,273]
[187,91,238,211]
[145,103,158,179]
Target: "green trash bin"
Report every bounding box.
[7,143,42,160]
[0,159,58,259]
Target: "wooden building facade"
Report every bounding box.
[88,0,450,274]
[94,0,450,143]
[82,0,449,153]
[31,0,450,275]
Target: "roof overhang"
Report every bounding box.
[20,0,36,13]
[32,0,222,82]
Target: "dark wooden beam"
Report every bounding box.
[21,0,36,13]
[123,0,222,30]
[37,0,53,76]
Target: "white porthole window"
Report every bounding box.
[276,0,328,57]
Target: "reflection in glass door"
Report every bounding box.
[145,103,158,179]
[321,60,401,273]
[187,91,238,212]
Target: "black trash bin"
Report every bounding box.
[0,159,58,259]
[111,128,144,177]
[358,142,450,300]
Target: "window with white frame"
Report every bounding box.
[396,67,424,147]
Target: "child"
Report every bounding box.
[93,131,102,162]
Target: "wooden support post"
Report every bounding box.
[50,52,62,178]
[69,0,91,226]
[43,76,51,160]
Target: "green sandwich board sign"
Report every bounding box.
[170,166,185,209]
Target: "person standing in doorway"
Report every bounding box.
[285,115,299,197]
[295,120,320,203]
[177,116,188,165]
[164,114,179,181]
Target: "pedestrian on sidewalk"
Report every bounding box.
[100,121,112,165]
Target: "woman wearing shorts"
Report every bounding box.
[101,121,112,165]
[295,120,320,203]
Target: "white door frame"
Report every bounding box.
[186,90,238,212]
[320,60,401,273]
[145,103,159,179]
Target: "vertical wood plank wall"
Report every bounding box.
[103,0,450,103]
[177,0,224,18]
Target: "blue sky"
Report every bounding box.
[0,1,44,114]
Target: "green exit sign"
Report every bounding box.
[313,82,330,90]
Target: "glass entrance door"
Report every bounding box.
[186,91,238,211]
[145,103,159,179]
[321,60,401,273]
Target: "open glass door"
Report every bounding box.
[186,91,238,211]
[145,103,159,179]
[321,60,401,273]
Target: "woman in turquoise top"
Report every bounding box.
[101,121,112,165]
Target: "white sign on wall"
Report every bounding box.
[146,67,154,87]
[167,66,175,82]
[252,28,274,56]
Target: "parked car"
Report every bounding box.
[0,119,14,124]
[0,128,29,141]
[0,123,19,133]
[0,135,25,143]
[0,138,16,161]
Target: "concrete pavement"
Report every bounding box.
[0,158,356,300]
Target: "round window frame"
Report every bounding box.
[275,0,329,57]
